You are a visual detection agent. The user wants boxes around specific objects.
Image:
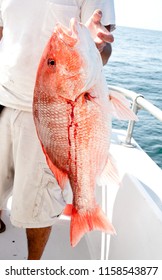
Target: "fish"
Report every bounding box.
[33,18,137,247]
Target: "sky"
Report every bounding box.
[114,0,162,31]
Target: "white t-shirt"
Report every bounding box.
[0,0,115,111]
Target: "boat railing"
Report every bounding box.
[109,85,162,147]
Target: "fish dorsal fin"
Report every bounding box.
[70,205,116,247]
[41,144,68,190]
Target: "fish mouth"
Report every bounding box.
[55,18,80,46]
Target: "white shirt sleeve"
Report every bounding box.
[81,0,115,28]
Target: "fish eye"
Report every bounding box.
[47,59,56,66]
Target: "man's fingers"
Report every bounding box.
[86,9,114,46]
[91,9,102,24]
[97,31,114,43]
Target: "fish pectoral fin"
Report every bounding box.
[63,204,73,216]
[97,153,119,186]
[70,206,116,247]
[109,90,138,121]
[41,144,68,190]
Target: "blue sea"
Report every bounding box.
[104,26,162,169]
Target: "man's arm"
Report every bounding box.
[101,42,112,66]
[100,24,115,65]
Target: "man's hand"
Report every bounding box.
[85,9,114,53]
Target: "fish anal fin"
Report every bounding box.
[41,144,68,190]
[63,204,73,216]
[98,153,119,186]
[70,206,116,247]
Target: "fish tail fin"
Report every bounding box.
[70,206,116,247]
[109,90,138,121]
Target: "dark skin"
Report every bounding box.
[26,227,52,260]
[0,9,114,260]
[101,42,112,65]
[0,25,2,39]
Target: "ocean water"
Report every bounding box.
[104,26,162,169]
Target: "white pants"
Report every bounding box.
[0,108,71,228]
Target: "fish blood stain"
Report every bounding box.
[67,100,78,177]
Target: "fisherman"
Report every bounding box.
[0,0,115,259]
